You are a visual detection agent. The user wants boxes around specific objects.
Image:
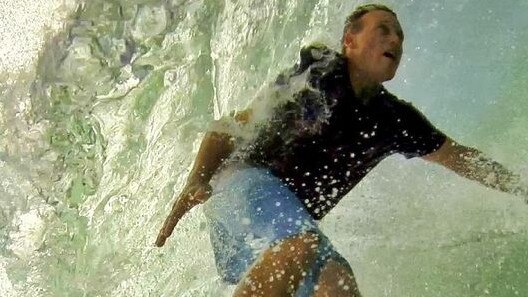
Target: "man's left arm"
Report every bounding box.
[422,137,528,201]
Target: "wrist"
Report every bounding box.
[189,172,211,186]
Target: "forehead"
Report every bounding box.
[363,10,402,29]
[361,10,404,38]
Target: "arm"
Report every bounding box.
[422,137,527,199]
[155,109,252,247]
[187,131,235,184]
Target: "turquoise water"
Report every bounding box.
[1,0,527,296]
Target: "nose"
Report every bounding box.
[388,33,403,56]
[388,32,402,47]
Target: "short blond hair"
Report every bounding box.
[341,4,397,53]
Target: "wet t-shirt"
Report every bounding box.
[242,44,446,220]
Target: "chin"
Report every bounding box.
[385,74,396,82]
[376,74,395,83]
[372,67,397,83]
[381,70,397,82]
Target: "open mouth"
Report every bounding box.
[383,52,396,60]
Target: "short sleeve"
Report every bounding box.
[209,43,340,143]
[394,101,446,159]
[275,43,335,85]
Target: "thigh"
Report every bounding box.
[234,231,359,297]
[233,232,320,297]
[293,233,357,297]
[203,166,318,284]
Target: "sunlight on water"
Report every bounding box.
[1,0,527,296]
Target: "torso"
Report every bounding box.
[237,44,445,220]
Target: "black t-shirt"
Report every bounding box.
[240,44,446,220]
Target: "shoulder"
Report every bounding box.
[379,89,423,115]
[298,43,344,72]
[376,89,434,125]
[276,43,345,85]
[299,43,335,63]
[377,88,409,111]
[379,89,442,136]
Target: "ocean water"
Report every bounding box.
[1,0,527,296]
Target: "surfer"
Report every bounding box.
[156,4,527,296]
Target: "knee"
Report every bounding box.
[314,260,361,297]
[269,232,321,269]
[234,232,322,296]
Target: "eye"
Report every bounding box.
[379,24,390,35]
[396,29,405,41]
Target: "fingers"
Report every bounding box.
[155,193,198,247]
[156,209,181,246]
[155,204,186,247]
[155,211,179,247]
[155,213,175,247]
[155,184,213,247]
[155,232,167,247]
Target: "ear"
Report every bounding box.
[343,31,357,50]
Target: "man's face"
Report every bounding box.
[344,10,404,83]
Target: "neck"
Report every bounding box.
[347,60,382,102]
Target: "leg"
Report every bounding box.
[233,232,319,297]
[233,232,362,297]
[313,260,362,297]
[204,166,362,296]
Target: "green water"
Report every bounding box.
[1,0,527,296]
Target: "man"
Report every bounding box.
[156,4,527,297]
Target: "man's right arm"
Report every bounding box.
[187,131,235,185]
[189,108,253,183]
[155,110,252,247]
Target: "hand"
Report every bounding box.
[155,181,212,247]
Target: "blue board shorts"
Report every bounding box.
[203,164,353,296]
